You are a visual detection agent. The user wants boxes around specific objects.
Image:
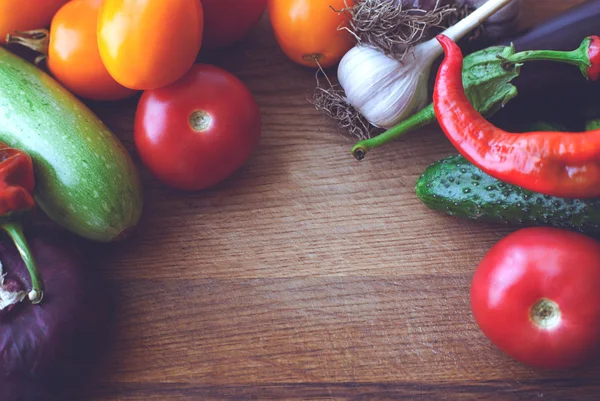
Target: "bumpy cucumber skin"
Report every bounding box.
[416,155,600,234]
[0,47,143,242]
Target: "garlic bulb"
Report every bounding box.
[337,0,514,129]
[338,45,433,129]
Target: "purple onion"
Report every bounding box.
[0,225,112,401]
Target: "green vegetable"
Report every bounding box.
[415,155,600,234]
[586,119,600,131]
[351,45,521,160]
[0,47,143,242]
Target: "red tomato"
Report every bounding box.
[471,227,600,369]
[202,0,267,50]
[134,64,261,191]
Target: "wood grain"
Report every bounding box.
[77,1,599,400]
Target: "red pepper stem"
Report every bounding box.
[2,222,43,304]
[351,104,436,160]
[502,37,592,79]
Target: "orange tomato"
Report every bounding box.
[0,0,69,44]
[47,0,136,101]
[268,0,355,68]
[97,0,204,90]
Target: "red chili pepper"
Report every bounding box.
[503,35,600,81]
[0,142,44,304]
[587,36,600,81]
[433,34,600,199]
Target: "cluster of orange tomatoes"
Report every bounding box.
[1,0,270,98]
[0,0,358,191]
[0,0,357,192]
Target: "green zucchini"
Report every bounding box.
[415,155,600,234]
[0,47,143,242]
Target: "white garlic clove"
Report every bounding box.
[338,45,431,129]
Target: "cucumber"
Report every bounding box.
[0,47,143,242]
[415,155,600,234]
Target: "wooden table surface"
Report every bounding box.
[81,1,600,400]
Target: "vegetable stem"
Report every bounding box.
[418,0,515,63]
[443,0,514,43]
[351,104,436,160]
[501,37,592,78]
[2,222,43,304]
[5,29,49,65]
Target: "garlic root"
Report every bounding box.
[346,0,457,60]
[312,83,379,141]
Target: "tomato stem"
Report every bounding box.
[303,53,324,64]
[530,298,560,330]
[5,30,49,65]
[189,110,212,132]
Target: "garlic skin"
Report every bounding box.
[337,45,433,129]
[336,0,514,130]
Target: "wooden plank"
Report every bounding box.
[78,1,596,400]
[92,277,600,386]
[92,380,600,401]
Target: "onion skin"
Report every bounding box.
[0,225,112,401]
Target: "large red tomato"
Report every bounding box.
[201,0,268,50]
[471,227,600,369]
[134,64,261,191]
